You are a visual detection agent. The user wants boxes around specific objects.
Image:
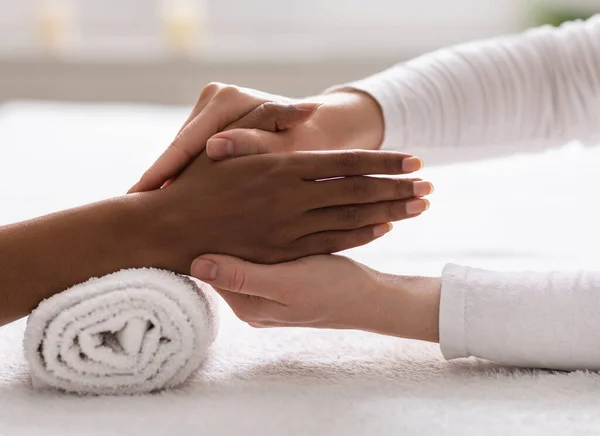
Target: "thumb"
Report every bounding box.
[225,101,322,132]
[206,128,287,160]
[191,254,278,297]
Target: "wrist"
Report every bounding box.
[300,90,384,151]
[138,189,218,274]
[124,192,196,274]
[109,194,176,271]
[359,273,441,343]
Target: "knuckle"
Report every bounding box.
[386,201,400,220]
[383,153,403,173]
[199,82,224,101]
[395,179,412,198]
[341,206,362,226]
[337,150,361,171]
[216,84,241,100]
[167,140,194,159]
[228,268,246,293]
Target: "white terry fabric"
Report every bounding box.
[24,268,218,395]
[332,15,600,370]
[332,15,600,150]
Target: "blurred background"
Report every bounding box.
[0,0,598,105]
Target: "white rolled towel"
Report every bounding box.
[24,268,218,395]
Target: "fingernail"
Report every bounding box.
[373,222,393,238]
[294,101,324,112]
[402,157,423,173]
[191,259,218,281]
[206,138,233,159]
[413,181,434,197]
[406,199,430,215]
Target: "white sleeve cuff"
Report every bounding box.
[438,264,469,360]
[438,263,600,370]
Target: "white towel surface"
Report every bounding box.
[2,101,600,435]
[24,268,218,395]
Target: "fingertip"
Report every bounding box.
[406,198,430,215]
[206,137,234,160]
[294,101,324,114]
[413,181,434,197]
[161,178,175,189]
[128,179,151,194]
[402,157,423,173]
[373,222,393,238]
[127,176,160,194]
[191,257,219,281]
[277,102,323,128]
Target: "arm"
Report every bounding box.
[204,16,600,160]
[0,196,162,326]
[190,254,442,340]
[438,265,600,370]
[330,15,600,150]
[192,254,600,371]
[133,16,600,187]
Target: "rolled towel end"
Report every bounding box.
[24,268,218,395]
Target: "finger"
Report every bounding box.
[206,128,289,161]
[213,288,283,325]
[161,178,175,188]
[291,150,423,180]
[174,82,225,137]
[129,83,225,193]
[224,101,321,132]
[191,254,284,299]
[206,102,320,160]
[301,198,431,233]
[307,177,433,208]
[175,99,206,138]
[293,223,394,256]
[129,87,269,193]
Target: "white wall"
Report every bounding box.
[0,0,523,104]
[0,0,523,57]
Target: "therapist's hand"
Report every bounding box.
[128,83,320,193]
[129,83,386,193]
[191,254,441,343]
[206,90,385,160]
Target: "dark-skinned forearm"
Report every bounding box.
[0,195,177,326]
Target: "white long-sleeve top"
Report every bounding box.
[336,16,600,370]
